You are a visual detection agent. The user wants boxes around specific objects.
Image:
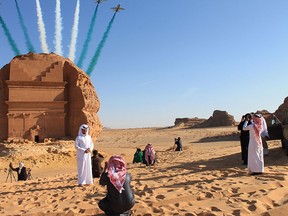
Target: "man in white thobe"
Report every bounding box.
[75,124,94,186]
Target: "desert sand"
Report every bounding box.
[0,126,288,216]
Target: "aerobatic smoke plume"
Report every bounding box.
[55,0,63,56]
[68,0,80,62]
[15,0,35,52]
[86,13,116,76]
[77,4,99,68]
[35,0,49,53]
[0,15,20,55]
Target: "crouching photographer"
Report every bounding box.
[9,162,28,181]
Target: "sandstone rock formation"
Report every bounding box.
[174,110,235,128]
[0,52,102,142]
[196,110,236,128]
[274,97,288,124]
[174,117,206,127]
[254,110,275,126]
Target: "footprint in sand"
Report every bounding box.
[205,192,213,198]
[248,204,257,211]
[34,202,41,207]
[211,186,222,191]
[197,193,206,201]
[152,207,163,214]
[136,191,146,197]
[211,206,222,212]
[259,189,268,194]
[230,187,240,193]
[18,198,24,205]
[156,194,165,200]
[248,191,256,196]
[135,180,142,186]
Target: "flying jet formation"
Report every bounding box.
[111,4,125,12]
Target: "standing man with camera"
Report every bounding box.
[9,162,28,181]
[238,113,252,165]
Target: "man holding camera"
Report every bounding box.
[9,162,28,181]
[175,137,183,151]
[238,113,252,165]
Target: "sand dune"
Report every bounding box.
[0,126,288,215]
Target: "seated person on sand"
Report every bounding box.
[98,155,135,216]
[9,162,28,181]
[91,150,105,178]
[132,148,143,164]
[174,137,183,151]
[144,143,156,166]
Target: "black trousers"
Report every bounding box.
[240,135,249,164]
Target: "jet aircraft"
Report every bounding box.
[111,4,125,12]
[94,0,107,4]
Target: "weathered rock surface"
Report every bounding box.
[274,97,288,124]
[174,117,206,127]
[0,52,102,142]
[197,110,236,128]
[174,110,235,128]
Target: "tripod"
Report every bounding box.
[27,169,33,180]
[5,168,16,183]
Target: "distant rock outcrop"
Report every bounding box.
[174,118,206,127]
[173,97,288,129]
[174,110,235,128]
[196,110,236,128]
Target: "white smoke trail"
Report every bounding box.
[55,0,63,55]
[35,0,49,53]
[68,0,80,62]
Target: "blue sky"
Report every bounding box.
[0,0,288,128]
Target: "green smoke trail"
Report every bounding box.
[77,4,99,69]
[0,15,20,55]
[86,13,116,76]
[15,0,35,52]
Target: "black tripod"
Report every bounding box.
[27,169,33,180]
[5,168,16,183]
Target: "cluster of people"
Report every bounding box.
[238,112,269,175]
[132,143,156,166]
[75,124,135,216]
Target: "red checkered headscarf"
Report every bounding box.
[107,155,127,193]
[145,143,156,162]
[253,114,263,145]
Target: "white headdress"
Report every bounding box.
[19,162,24,174]
[78,124,89,136]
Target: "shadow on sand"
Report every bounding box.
[135,145,288,191]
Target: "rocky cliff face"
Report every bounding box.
[197,110,236,128]
[274,97,288,124]
[174,118,206,127]
[0,52,102,142]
